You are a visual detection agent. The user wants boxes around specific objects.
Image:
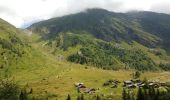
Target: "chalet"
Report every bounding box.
[148,82,160,88]
[75,83,83,86]
[78,84,86,88]
[137,83,145,87]
[127,84,136,88]
[160,82,166,86]
[138,84,145,87]
[75,82,85,88]
[84,88,96,94]
[124,80,133,85]
[111,84,117,88]
[108,79,114,83]
[113,80,121,84]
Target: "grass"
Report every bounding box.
[10,62,170,100]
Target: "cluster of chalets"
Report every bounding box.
[74,80,167,94]
[123,79,167,89]
[103,79,167,89]
[74,83,96,94]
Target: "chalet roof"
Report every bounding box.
[124,80,133,84]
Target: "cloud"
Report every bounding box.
[0,5,23,27]
[51,0,124,18]
[150,2,170,14]
[0,0,170,28]
[0,6,16,15]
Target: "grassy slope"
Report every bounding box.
[13,35,169,100]
[23,64,170,100]
[0,33,169,100]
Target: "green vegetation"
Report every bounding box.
[135,87,170,100]
[67,39,157,71]
[159,63,170,71]
[0,79,20,100]
[0,9,170,100]
[28,8,170,71]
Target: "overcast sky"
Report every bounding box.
[0,0,170,28]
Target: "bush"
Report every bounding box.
[68,42,156,71]
[133,71,141,79]
[0,79,20,100]
[159,63,170,71]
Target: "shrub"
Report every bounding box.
[0,79,20,100]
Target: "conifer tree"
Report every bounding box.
[155,89,160,100]
[66,94,71,100]
[77,95,81,100]
[131,91,135,100]
[96,95,101,100]
[19,89,28,100]
[127,90,131,100]
[122,88,127,100]
[80,94,84,100]
[137,88,144,100]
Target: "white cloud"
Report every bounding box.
[150,1,170,14]
[0,0,170,28]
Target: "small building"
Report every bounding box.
[128,84,136,88]
[160,82,166,86]
[111,84,117,88]
[137,83,145,87]
[84,88,96,94]
[75,83,85,87]
[148,82,160,88]
[75,83,83,86]
[138,84,145,87]
[113,80,121,84]
[124,80,133,85]
[78,84,86,88]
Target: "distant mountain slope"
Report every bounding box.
[28,8,170,71]
[126,11,170,51]
[28,9,163,48]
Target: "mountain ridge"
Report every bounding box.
[28,8,170,71]
[28,8,168,48]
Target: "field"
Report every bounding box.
[7,60,170,100]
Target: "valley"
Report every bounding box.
[0,8,170,100]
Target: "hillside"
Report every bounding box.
[0,18,31,77]
[28,8,170,71]
[0,18,67,80]
[0,13,170,99]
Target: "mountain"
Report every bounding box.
[28,8,170,71]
